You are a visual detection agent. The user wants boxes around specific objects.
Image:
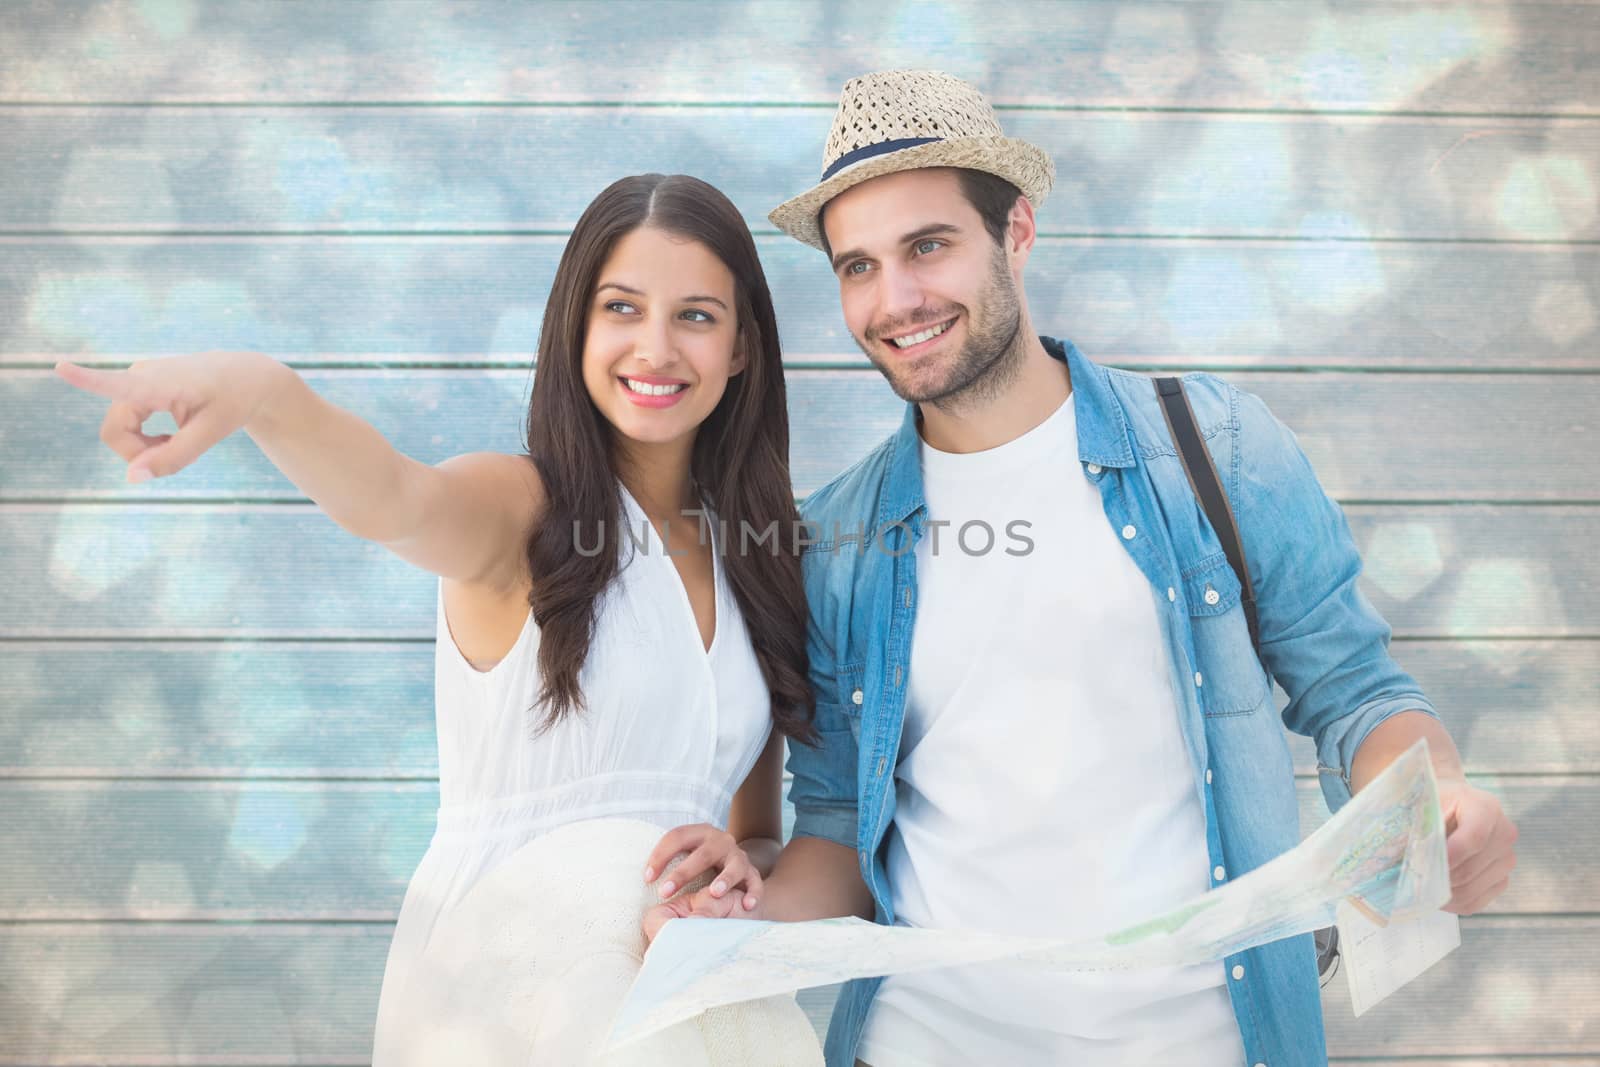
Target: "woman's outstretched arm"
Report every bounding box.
[58,351,543,590]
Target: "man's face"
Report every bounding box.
[821,168,1022,404]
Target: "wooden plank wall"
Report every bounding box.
[1,1,1596,1062]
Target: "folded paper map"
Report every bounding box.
[605,738,1453,1050]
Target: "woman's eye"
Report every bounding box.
[605,300,637,314]
[681,309,714,323]
[915,239,942,255]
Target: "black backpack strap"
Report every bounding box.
[1153,377,1261,655]
[1154,377,1341,982]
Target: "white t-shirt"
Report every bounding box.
[856,394,1246,1067]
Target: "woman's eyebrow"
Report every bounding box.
[596,282,727,311]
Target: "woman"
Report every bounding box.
[56,174,823,1064]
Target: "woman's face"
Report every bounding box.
[581,225,745,453]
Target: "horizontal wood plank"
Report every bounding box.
[1325,1061,1600,1066]
[5,640,1592,777]
[0,919,1593,1060]
[1324,1062,1600,1066]
[6,108,1598,240]
[5,370,1596,501]
[1282,640,1600,776]
[0,781,433,920]
[1,505,1594,638]
[1326,1062,1600,1067]
[4,238,1598,370]
[1319,919,1600,1056]
[0,921,390,1063]
[0,776,1587,919]
[3,2,1596,114]
[1,641,439,777]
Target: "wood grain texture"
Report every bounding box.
[6,107,1597,240]
[1325,1061,1600,1066]
[5,237,1598,370]
[6,640,1592,777]
[1,2,1591,1060]
[5,370,1595,500]
[3,2,1596,113]
[0,777,1585,919]
[0,641,439,777]
[0,922,391,1064]
[2,504,1594,638]
[1318,919,1600,1057]
[0,781,434,919]
[0,919,1592,1061]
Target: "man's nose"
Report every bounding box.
[877,261,927,324]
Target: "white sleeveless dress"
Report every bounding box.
[370,484,821,1064]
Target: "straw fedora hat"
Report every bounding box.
[769,69,1055,252]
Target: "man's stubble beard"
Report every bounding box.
[857,244,1027,414]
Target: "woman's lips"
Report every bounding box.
[619,376,689,408]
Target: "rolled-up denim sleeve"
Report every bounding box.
[1231,385,1439,813]
[784,550,861,850]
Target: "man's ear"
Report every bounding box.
[1006,194,1038,269]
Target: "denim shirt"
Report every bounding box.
[787,336,1438,1067]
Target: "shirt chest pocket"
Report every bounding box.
[1182,555,1271,717]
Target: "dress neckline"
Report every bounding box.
[617,481,722,659]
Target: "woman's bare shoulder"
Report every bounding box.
[434,453,541,663]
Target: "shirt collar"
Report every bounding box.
[875,335,1136,526]
[1044,335,1137,471]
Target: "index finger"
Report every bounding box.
[55,361,136,401]
[643,824,712,882]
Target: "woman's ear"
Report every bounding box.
[729,327,751,376]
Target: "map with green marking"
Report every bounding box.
[604,739,1451,1050]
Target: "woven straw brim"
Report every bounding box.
[768,134,1055,252]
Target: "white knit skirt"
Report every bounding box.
[377,818,823,1066]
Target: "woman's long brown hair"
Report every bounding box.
[522,173,815,743]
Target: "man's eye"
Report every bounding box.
[915,239,942,255]
[845,261,870,276]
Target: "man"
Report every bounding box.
[647,70,1518,1066]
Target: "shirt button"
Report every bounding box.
[1232,964,1245,980]
[1205,768,1213,785]
[894,665,903,687]
[1167,587,1176,602]
[903,587,912,608]
[1214,865,1227,882]
[1204,587,1220,606]
[1086,462,1102,475]
[1121,524,1137,540]
[852,689,864,705]
[1195,672,1204,687]
[876,757,887,776]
